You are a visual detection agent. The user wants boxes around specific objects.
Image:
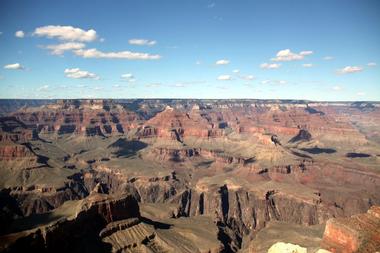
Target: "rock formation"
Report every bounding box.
[0,192,223,253]
[321,205,380,253]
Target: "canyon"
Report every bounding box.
[0,99,379,253]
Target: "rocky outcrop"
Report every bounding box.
[0,145,36,161]
[177,185,324,234]
[151,146,255,165]
[138,106,214,140]
[0,117,45,169]
[0,117,36,143]
[65,166,326,248]
[9,182,88,216]
[0,193,140,253]
[321,205,380,253]
[1,193,225,253]
[53,160,378,253]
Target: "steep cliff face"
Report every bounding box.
[175,184,324,236]
[0,117,36,143]
[0,193,140,253]
[79,166,328,251]
[1,193,224,253]
[5,99,371,147]
[0,117,43,169]
[12,100,141,137]
[321,205,380,253]
[9,180,89,216]
[0,145,35,160]
[5,154,375,251]
[150,146,254,165]
[133,102,369,150]
[139,105,216,140]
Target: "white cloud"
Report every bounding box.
[260,63,281,69]
[323,56,334,60]
[37,85,49,91]
[299,51,313,56]
[337,66,363,74]
[208,2,216,8]
[33,25,97,42]
[367,62,376,67]
[121,73,136,82]
[15,30,25,38]
[216,59,229,65]
[332,85,342,91]
[271,49,312,62]
[73,48,161,60]
[233,69,240,73]
[4,63,24,70]
[146,83,161,87]
[64,68,99,79]
[357,91,365,96]
[170,80,205,87]
[302,63,313,68]
[128,39,156,46]
[44,42,86,55]
[217,75,232,81]
[243,75,254,80]
[195,60,201,65]
[260,79,286,85]
[121,73,134,79]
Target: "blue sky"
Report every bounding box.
[0,0,379,100]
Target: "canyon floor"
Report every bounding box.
[0,99,379,253]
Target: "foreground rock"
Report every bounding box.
[321,205,380,253]
[0,193,223,253]
[240,221,325,253]
[268,242,307,253]
[0,193,139,252]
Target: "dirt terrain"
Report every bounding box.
[0,99,379,253]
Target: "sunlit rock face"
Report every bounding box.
[11,99,141,137]
[322,205,380,253]
[268,242,307,253]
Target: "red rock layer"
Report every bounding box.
[137,103,366,144]
[12,99,141,136]
[321,205,380,253]
[0,145,35,160]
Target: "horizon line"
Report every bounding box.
[0,98,379,103]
